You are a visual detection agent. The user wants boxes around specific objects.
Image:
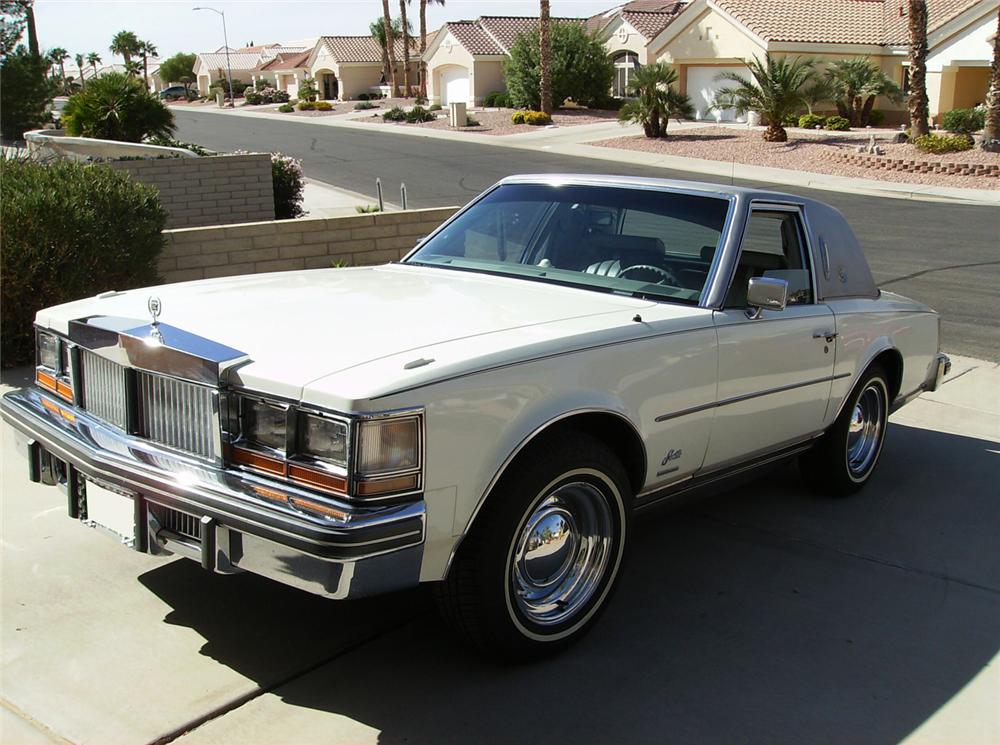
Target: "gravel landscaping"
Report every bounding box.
[358,107,619,136]
[592,126,1000,190]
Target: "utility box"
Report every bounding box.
[216,90,225,108]
[449,102,467,128]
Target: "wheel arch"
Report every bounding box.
[833,342,904,423]
[442,408,646,577]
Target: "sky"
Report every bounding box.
[33,0,620,61]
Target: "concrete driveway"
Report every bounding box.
[2,358,998,745]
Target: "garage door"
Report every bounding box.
[440,67,470,106]
[687,66,747,122]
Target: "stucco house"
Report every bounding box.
[254,50,313,98]
[645,0,999,123]
[589,1,687,96]
[193,45,306,95]
[423,16,583,106]
[306,36,420,100]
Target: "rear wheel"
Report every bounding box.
[435,432,631,659]
[801,365,889,496]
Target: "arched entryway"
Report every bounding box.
[612,51,639,98]
[315,68,339,100]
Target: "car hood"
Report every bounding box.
[38,264,669,402]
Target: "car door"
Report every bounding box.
[703,204,837,469]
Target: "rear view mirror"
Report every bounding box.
[746,277,788,319]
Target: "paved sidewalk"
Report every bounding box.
[186,104,999,206]
[2,355,997,745]
[301,178,386,218]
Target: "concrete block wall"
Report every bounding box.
[108,154,274,229]
[159,206,459,284]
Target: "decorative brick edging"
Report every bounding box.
[826,150,999,178]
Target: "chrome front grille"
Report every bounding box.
[80,350,128,429]
[78,351,218,461]
[137,372,217,460]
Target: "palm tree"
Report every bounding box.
[371,17,404,88]
[618,63,693,138]
[399,0,411,96]
[123,59,142,78]
[381,0,399,96]
[825,57,902,127]
[138,39,158,91]
[419,0,445,100]
[87,51,102,82]
[74,52,86,88]
[907,0,930,137]
[713,54,815,142]
[539,0,552,114]
[801,77,834,116]
[982,7,1000,151]
[47,47,69,90]
[110,29,140,66]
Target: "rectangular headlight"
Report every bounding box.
[37,331,59,371]
[356,416,420,476]
[241,398,288,453]
[298,412,348,466]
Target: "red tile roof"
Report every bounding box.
[258,50,312,71]
[711,0,982,45]
[320,35,413,63]
[442,16,584,56]
[621,7,685,39]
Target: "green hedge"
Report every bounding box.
[0,157,166,366]
[941,107,985,134]
[913,133,973,154]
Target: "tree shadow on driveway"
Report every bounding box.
[138,423,1000,745]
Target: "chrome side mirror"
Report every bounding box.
[746,277,788,319]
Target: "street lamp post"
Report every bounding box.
[193,6,234,108]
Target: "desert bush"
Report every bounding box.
[277,103,294,113]
[383,106,406,121]
[354,101,377,110]
[144,135,210,155]
[405,105,435,123]
[512,110,552,125]
[63,72,174,142]
[428,103,442,111]
[913,133,973,153]
[357,92,371,101]
[0,156,166,365]
[297,101,316,111]
[942,107,985,134]
[271,153,304,219]
[464,116,479,126]
[297,77,319,102]
[824,115,851,131]
[314,101,333,111]
[483,91,511,108]
[798,113,826,129]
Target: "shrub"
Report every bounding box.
[355,204,381,213]
[428,103,442,111]
[593,95,624,111]
[504,22,614,109]
[277,103,294,113]
[798,113,826,129]
[357,92,371,101]
[824,115,851,131]
[868,109,886,127]
[414,95,428,105]
[0,48,58,140]
[464,115,479,126]
[913,133,973,154]
[298,76,319,102]
[245,87,291,105]
[0,156,166,365]
[314,101,333,111]
[941,107,985,134]
[515,110,552,125]
[209,78,249,98]
[272,91,291,103]
[405,105,435,123]
[270,153,304,219]
[782,113,800,126]
[354,101,377,110]
[297,101,315,111]
[63,72,174,142]
[144,135,210,155]
[511,110,526,124]
[483,90,511,108]
[383,106,406,121]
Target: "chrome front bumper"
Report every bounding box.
[1,387,425,600]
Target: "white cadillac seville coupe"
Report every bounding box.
[2,175,950,656]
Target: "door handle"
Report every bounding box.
[813,330,838,342]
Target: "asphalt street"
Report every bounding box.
[173,109,1000,362]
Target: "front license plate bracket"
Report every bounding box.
[84,479,138,548]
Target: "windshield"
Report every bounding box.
[404,183,730,305]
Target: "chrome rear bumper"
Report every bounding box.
[1,387,424,600]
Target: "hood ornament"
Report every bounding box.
[147,296,164,345]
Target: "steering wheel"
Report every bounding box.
[617,264,680,286]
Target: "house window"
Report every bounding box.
[613,51,639,98]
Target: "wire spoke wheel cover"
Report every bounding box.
[846,382,885,479]
[505,469,624,638]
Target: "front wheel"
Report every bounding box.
[800,365,890,496]
[435,432,631,659]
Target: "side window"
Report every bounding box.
[725,209,814,308]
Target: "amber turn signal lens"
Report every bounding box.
[55,380,74,401]
[355,473,419,497]
[287,463,348,494]
[232,446,286,476]
[251,485,289,504]
[36,369,57,392]
[289,497,349,521]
